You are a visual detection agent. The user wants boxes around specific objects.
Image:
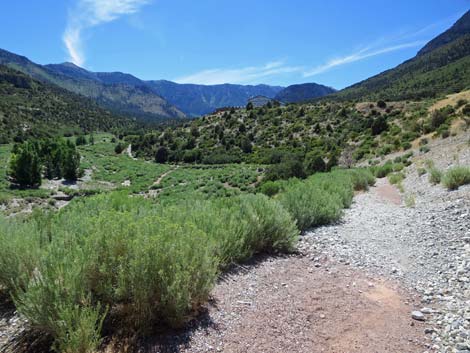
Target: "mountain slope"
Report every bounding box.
[332,11,470,101]
[418,10,470,56]
[0,50,186,121]
[275,83,336,103]
[146,80,284,116]
[0,65,134,142]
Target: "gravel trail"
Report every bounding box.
[305,142,470,353]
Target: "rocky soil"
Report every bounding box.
[306,132,470,353]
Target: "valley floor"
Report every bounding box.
[1,133,469,353]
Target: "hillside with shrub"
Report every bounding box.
[331,35,470,101]
[129,95,468,176]
[331,11,470,101]
[0,65,135,143]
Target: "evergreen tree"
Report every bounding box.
[155,146,169,163]
[8,142,41,187]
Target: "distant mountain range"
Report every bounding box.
[0,49,334,119]
[3,9,469,123]
[332,10,470,101]
[275,83,336,103]
[146,80,284,116]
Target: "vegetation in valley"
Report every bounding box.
[0,167,372,352]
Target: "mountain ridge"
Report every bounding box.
[0,64,135,142]
[418,10,470,56]
[275,83,336,103]
[0,48,336,118]
[0,49,186,122]
[329,10,470,102]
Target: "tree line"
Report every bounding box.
[8,138,81,187]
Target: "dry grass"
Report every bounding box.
[428,90,470,112]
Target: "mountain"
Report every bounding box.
[146,80,284,116]
[274,83,336,103]
[418,10,470,56]
[332,11,470,101]
[248,95,277,108]
[0,49,186,122]
[0,65,134,143]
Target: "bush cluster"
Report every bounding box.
[0,191,298,352]
[0,168,373,352]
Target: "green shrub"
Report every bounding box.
[278,169,373,231]
[0,168,373,351]
[373,163,393,178]
[428,167,442,184]
[279,182,343,231]
[417,168,427,176]
[442,166,470,190]
[420,146,430,153]
[388,172,405,185]
[259,181,281,196]
[401,141,412,150]
[265,159,306,181]
[114,143,125,154]
[0,190,301,350]
[393,163,405,172]
[304,152,326,175]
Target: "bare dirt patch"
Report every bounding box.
[128,256,424,353]
[375,178,402,205]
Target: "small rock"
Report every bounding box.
[412,311,425,321]
[421,307,433,314]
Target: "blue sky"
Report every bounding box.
[0,0,469,88]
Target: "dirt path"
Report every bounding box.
[134,256,424,353]
[126,144,137,160]
[119,179,429,353]
[153,166,178,186]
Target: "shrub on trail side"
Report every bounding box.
[0,191,298,351]
[0,168,373,352]
[279,169,375,231]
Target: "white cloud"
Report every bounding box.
[63,0,151,66]
[174,61,303,85]
[302,41,425,77]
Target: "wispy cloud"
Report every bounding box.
[175,61,303,85]
[303,41,425,77]
[176,39,426,85]
[63,0,151,67]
